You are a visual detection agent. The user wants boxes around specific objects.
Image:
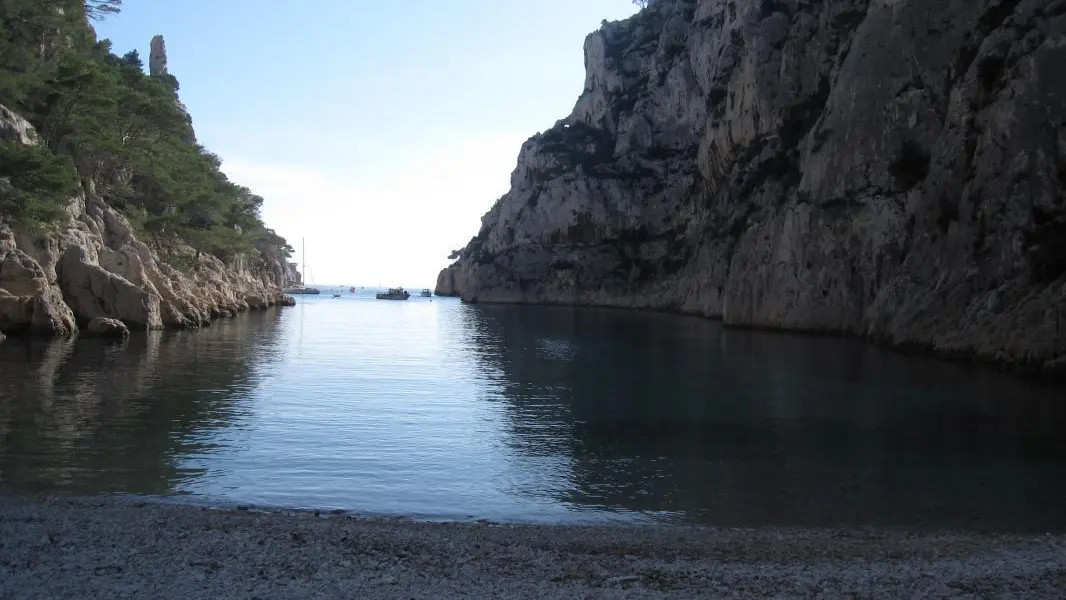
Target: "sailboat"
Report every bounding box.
[283,237,321,295]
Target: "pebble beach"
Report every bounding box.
[2,496,1064,599]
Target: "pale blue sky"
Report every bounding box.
[95,1,638,287]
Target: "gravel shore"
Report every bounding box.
[2,497,1064,599]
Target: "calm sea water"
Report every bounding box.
[1,288,1064,530]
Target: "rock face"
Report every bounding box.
[437,0,1066,372]
[0,104,36,144]
[149,35,168,77]
[282,261,302,288]
[0,105,291,337]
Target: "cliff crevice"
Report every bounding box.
[437,0,1066,374]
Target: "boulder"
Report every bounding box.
[84,317,129,339]
[0,229,77,337]
[57,244,161,330]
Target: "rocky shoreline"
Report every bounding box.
[1,105,294,338]
[2,496,1064,599]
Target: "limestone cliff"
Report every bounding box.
[0,104,292,337]
[437,0,1066,373]
[282,261,302,288]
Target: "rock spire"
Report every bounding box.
[149,34,167,76]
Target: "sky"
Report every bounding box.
[94,0,639,288]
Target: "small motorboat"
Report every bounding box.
[332,293,342,298]
[421,288,432,298]
[376,287,410,300]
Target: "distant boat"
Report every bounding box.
[283,237,321,295]
[349,287,356,293]
[376,287,410,301]
[421,288,432,298]
[287,286,321,295]
[332,293,341,298]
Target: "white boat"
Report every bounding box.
[283,237,321,295]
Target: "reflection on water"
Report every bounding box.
[0,311,284,495]
[460,305,1066,530]
[1,294,1064,530]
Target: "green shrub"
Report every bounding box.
[0,139,79,230]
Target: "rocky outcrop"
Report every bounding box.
[0,104,36,144]
[437,0,1066,373]
[148,34,194,142]
[282,261,302,288]
[0,237,77,336]
[0,105,292,337]
[148,35,168,76]
[84,316,129,339]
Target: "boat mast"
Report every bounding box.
[302,237,306,286]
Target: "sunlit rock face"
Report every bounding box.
[437,0,1066,373]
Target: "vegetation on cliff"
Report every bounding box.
[0,0,291,264]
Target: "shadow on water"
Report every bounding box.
[458,303,1066,531]
[0,309,285,496]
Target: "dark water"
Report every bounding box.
[1,291,1064,530]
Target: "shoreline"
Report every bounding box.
[3,496,1064,599]
[0,302,294,341]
